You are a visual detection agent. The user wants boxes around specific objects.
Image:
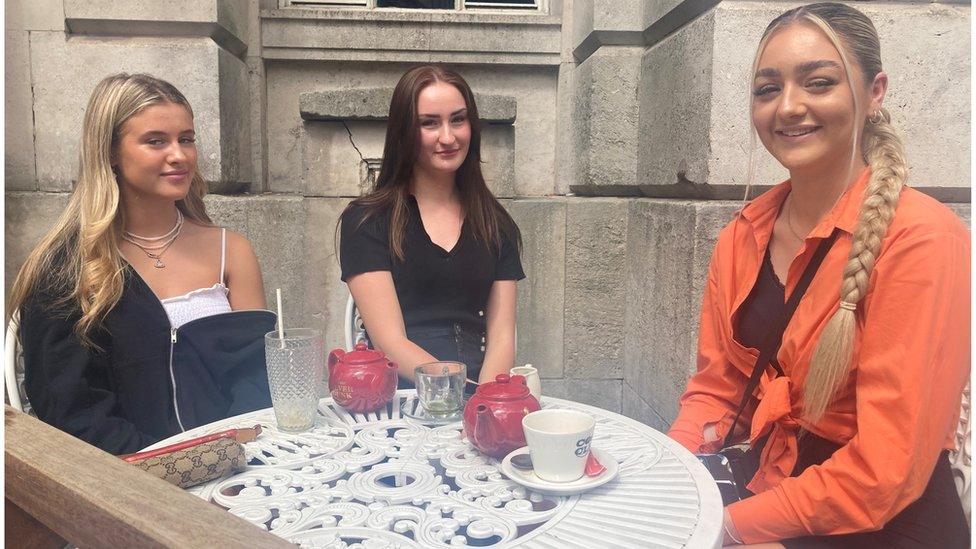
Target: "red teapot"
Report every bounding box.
[327,343,398,413]
[463,374,541,459]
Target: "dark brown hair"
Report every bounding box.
[340,65,521,261]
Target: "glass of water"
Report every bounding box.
[265,328,322,432]
[415,361,466,418]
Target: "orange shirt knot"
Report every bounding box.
[746,375,799,494]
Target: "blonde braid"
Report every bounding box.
[804,108,908,420]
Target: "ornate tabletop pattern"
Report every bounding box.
[149,392,723,548]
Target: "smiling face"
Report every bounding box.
[413,81,471,179]
[751,22,882,178]
[113,101,197,203]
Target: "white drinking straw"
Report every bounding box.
[276,288,285,349]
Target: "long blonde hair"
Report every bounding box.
[8,73,212,347]
[750,4,908,421]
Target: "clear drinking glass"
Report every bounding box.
[265,328,323,432]
[415,361,466,418]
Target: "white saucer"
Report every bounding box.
[500,446,619,496]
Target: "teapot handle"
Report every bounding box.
[327,348,345,373]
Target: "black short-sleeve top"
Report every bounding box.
[340,196,525,333]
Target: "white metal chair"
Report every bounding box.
[344,294,369,351]
[5,311,32,414]
[949,382,971,525]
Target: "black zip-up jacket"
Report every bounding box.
[20,267,276,455]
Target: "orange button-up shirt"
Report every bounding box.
[667,169,970,543]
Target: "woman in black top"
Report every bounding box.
[339,65,524,391]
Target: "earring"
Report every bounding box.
[868,110,884,124]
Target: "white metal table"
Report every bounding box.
[148,391,723,548]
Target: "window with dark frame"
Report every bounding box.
[284,0,542,11]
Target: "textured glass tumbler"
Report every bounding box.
[415,361,466,418]
[265,328,323,432]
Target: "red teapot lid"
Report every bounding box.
[338,342,388,365]
[474,374,530,400]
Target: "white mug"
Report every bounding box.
[510,364,541,402]
[522,409,595,482]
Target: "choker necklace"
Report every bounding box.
[122,210,184,268]
[124,210,183,241]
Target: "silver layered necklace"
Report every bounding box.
[122,209,184,268]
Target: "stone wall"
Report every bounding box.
[4,0,971,422]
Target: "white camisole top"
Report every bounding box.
[160,228,232,328]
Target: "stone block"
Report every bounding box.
[643,0,688,29]
[570,46,643,195]
[592,0,645,32]
[559,0,576,63]
[246,55,269,192]
[947,202,971,228]
[642,0,719,45]
[29,32,251,193]
[304,120,385,198]
[304,198,354,352]
[624,199,697,424]
[216,47,252,194]
[506,199,566,379]
[299,89,517,124]
[262,12,432,60]
[639,1,971,198]
[426,17,561,65]
[497,65,559,197]
[554,62,577,195]
[299,89,396,122]
[624,199,738,426]
[246,1,267,57]
[481,126,516,199]
[570,0,644,62]
[638,10,715,191]
[563,198,628,379]
[64,0,248,57]
[5,192,71,296]
[261,9,561,65]
[65,0,216,24]
[5,0,64,31]
[571,0,594,57]
[541,378,621,413]
[204,194,308,320]
[266,62,557,197]
[5,31,35,190]
[622,382,670,432]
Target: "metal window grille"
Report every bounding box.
[462,0,538,8]
[287,0,369,6]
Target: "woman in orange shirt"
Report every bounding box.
[668,3,970,547]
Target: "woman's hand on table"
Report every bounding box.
[723,509,785,548]
[723,508,743,545]
[703,422,720,445]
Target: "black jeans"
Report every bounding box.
[400,323,486,395]
[770,434,970,548]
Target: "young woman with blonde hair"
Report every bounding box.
[668,3,969,547]
[339,65,523,392]
[9,73,274,455]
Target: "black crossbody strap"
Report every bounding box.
[721,229,840,449]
